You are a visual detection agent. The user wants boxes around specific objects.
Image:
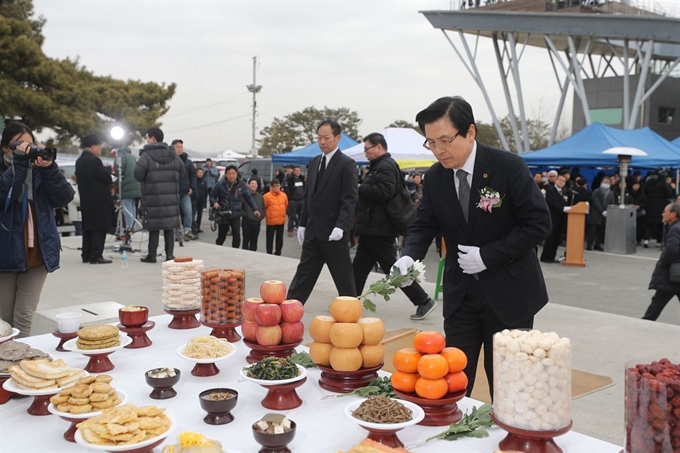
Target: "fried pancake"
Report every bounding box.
[77,376,96,385]
[57,402,72,412]
[76,339,120,351]
[79,426,105,445]
[77,325,119,341]
[69,403,93,414]
[137,405,165,417]
[122,431,146,445]
[70,384,93,398]
[76,335,119,345]
[68,396,90,405]
[98,404,138,424]
[138,416,162,430]
[0,341,30,361]
[50,394,69,405]
[106,422,140,436]
[91,382,112,393]
[94,375,113,383]
[88,392,109,402]
[90,398,115,409]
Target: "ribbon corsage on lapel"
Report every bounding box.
[477,187,504,213]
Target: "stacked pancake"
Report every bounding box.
[9,358,84,390]
[77,403,171,446]
[76,325,121,350]
[162,257,204,310]
[0,340,50,374]
[50,374,121,414]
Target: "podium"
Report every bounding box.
[563,202,589,267]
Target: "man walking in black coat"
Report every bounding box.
[540,173,567,263]
[284,165,305,237]
[642,202,680,320]
[287,120,359,303]
[76,134,113,264]
[394,96,551,399]
[171,139,197,241]
[352,132,437,320]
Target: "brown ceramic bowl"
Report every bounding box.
[252,419,296,451]
[145,367,180,399]
[199,388,238,425]
[119,306,149,327]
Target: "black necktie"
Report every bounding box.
[456,169,470,223]
[316,155,326,191]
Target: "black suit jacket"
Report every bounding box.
[299,150,358,242]
[544,185,566,227]
[75,150,112,231]
[402,142,552,325]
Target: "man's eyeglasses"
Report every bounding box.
[364,145,377,152]
[423,132,460,150]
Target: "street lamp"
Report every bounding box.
[110,126,125,141]
[602,147,648,208]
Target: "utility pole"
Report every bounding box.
[246,56,262,157]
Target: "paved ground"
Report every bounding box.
[34,214,680,446]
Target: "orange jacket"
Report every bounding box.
[263,190,288,225]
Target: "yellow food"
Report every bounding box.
[357,318,385,345]
[329,347,363,372]
[309,341,334,366]
[309,315,336,343]
[182,336,234,359]
[329,323,363,349]
[359,344,385,368]
[330,297,363,323]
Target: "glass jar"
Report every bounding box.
[162,259,204,311]
[200,268,245,325]
[624,358,680,453]
[493,329,572,431]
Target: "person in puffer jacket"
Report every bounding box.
[210,165,260,248]
[0,122,74,337]
[263,179,288,255]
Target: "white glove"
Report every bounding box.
[297,227,306,246]
[457,245,487,275]
[328,227,344,242]
[393,256,415,287]
[602,210,607,217]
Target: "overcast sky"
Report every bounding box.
[33,0,680,154]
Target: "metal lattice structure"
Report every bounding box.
[421,5,680,151]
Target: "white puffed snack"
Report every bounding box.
[161,259,204,310]
[493,329,571,431]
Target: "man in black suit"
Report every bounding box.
[75,134,113,264]
[287,120,358,303]
[395,96,552,398]
[540,173,567,263]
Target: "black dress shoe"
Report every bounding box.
[90,257,112,264]
[540,258,560,264]
[140,256,157,263]
[165,256,175,262]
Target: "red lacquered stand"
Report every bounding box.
[28,394,56,416]
[259,376,306,410]
[394,389,465,426]
[361,425,406,449]
[201,320,242,342]
[0,376,16,404]
[82,351,116,373]
[117,321,155,349]
[191,363,220,377]
[164,308,200,329]
[492,413,573,453]
[59,415,83,442]
[51,329,78,352]
[243,339,302,364]
[113,438,166,453]
[317,363,383,393]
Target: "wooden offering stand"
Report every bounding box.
[0,376,15,404]
[82,351,117,373]
[58,414,83,442]
[117,321,155,349]
[394,388,465,426]
[317,362,382,393]
[360,425,407,449]
[492,413,573,453]
[28,394,56,416]
[200,320,242,343]
[243,339,302,364]
[164,308,200,329]
[259,377,306,410]
[51,329,78,352]
[191,362,221,377]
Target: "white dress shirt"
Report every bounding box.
[320,148,338,170]
[453,141,478,195]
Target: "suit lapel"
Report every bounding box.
[314,151,339,196]
[467,143,492,235]
[309,155,320,196]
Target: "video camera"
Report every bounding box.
[9,141,57,162]
[209,206,233,225]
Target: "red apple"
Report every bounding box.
[241,320,258,342]
[280,321,304,344]
[255,303,282,327]
[244,297,264,323]
[259,280,287,304]
[280,299,304,323]
[256,325,282,346]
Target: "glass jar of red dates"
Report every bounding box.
[201,268,245,325]
[624,358,680,453]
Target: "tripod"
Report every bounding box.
[113,151,144,252]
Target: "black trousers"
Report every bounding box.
[642,290,680,320]
[266,224,284,255]
[586,223,605,248]
[147,229,174,259]
[353,236,429,306]
[540,221,563,261]
[287,237,356,304]
[81,229,107,262]
[192,199,205,234]
[217,217,241,248]
[443,278,533,401]
[287,200,304,232]
[242,222,260,251]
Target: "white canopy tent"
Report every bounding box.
[217,149,248,159]
[344,127,436,168]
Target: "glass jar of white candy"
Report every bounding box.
[493,329,572,431]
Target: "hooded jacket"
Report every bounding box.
[0,157,74,272]
[116,147,142,200]
[134,143,184,231]
[178,152,197,197]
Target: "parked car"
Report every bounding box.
[238,158,275,190]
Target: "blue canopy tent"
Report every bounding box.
[673,137,680,146]
[271,133,359,166]
[521,123,680,168]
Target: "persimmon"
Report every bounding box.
[393,348,422,374]
[414,376,449,400]
[444,371,468,393]
[390,370,419,393]
[413,331,446,354]
[440,347,467,373]
[416,354,449,380]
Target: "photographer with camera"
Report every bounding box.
[209,165,260,249]
[0,122,74,337]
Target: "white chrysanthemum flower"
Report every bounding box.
[412,260,426,282]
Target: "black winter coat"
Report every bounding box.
[649,220,680,292]
[210,178,258,217]
[134,143,184,231]
[355,153,400,238]
[195,177,208,204]
[75,150,112,231]
[644,176,674,226]
[178,152,197,196]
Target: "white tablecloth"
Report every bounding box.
[2,315,622,453]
